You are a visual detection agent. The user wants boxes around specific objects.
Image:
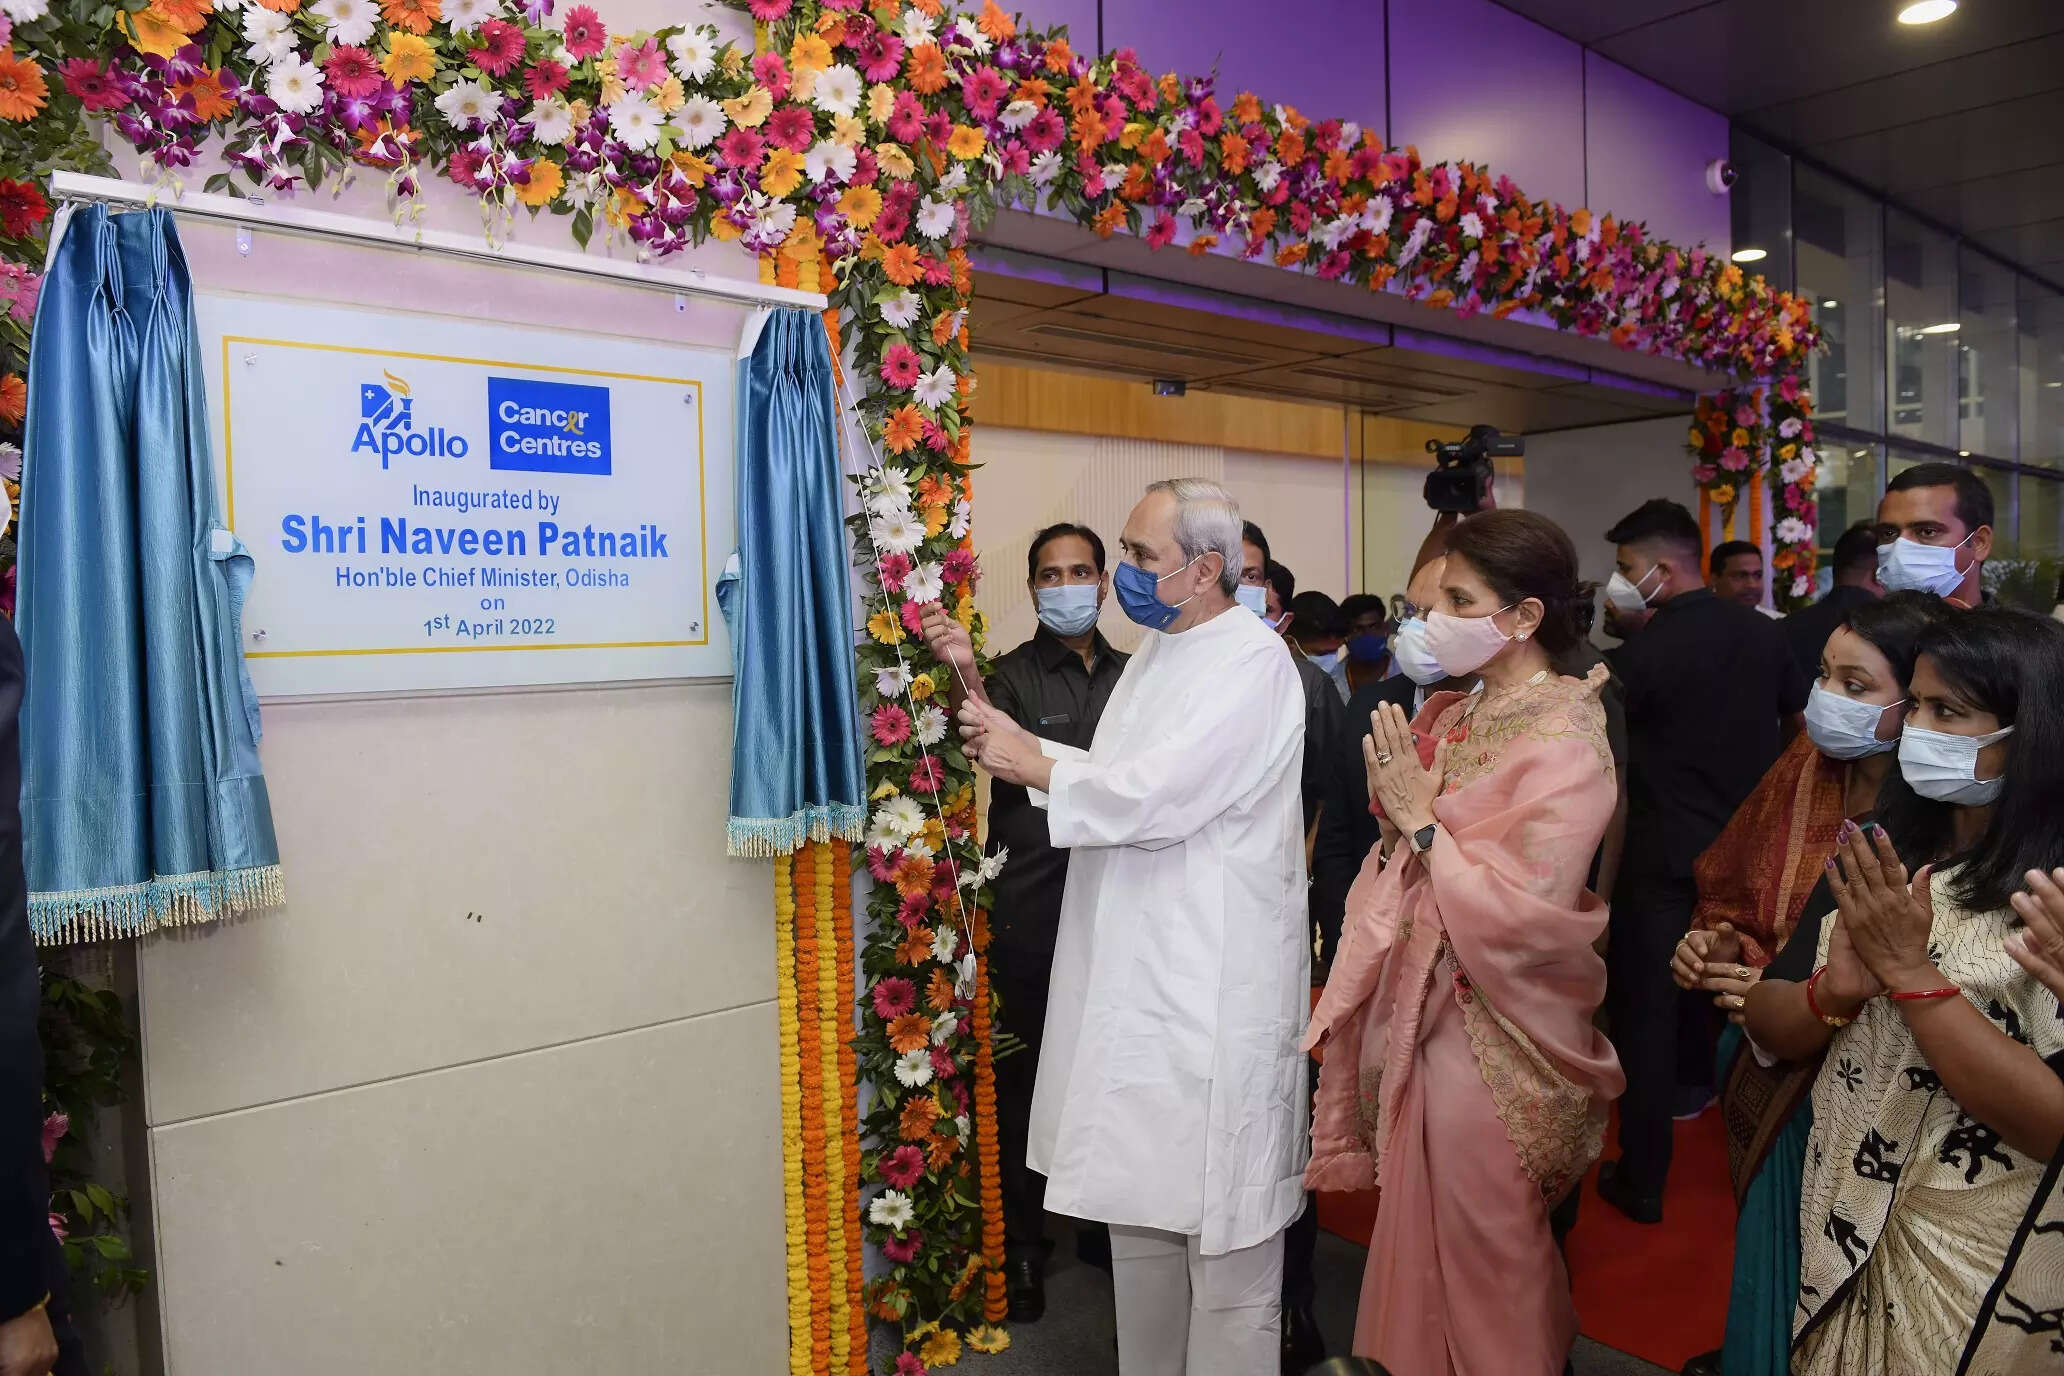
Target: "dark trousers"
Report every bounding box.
[992,947,1110,1270]
[1282,1056,1321,1311]
[1604,872,1702,1200]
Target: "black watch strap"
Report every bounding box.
[1412,823,1437,854]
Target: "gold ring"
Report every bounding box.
[1376,751,1393,765]
[1736,966,1751,981]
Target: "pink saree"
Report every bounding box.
[1305,668,1623,1375]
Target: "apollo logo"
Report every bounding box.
[352,369,469,469]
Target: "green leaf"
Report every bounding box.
[67,1189,92,1222]
[570,206,594,249]
[85,1184,117,1216]
[91,1234,129,1261]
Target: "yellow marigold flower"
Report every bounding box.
[515,158,563,207]
[868,82,897,125]
[868,609,905,645]
[761,146,806,198]
[875,142,916,179]
[724,85,773,129]
[382,32,436,85]
[947,124,985,160]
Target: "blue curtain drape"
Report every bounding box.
[719,308,865,857]
[15,204,281,943]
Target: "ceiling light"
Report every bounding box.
[1822,299,1839,308]
[1918,322,1961,335]
[1897,0,1956,24]
[1958,450,1970,457]
[1730,247,1768,263]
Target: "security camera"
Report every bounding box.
[1705,159,1738,195]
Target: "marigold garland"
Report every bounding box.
[772,854,813,1376]
[810,841,853,1373]
[969,911,1006,1325]
[793,843,833,1370]
[829,842,869,1368]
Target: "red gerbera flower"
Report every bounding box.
[880,1144,926,1189]
[321,46,382,99]
[524,59,568,101]
[0,179,47,239]
[560,5,606,61]
[879,343,920,389]
[871,703,912,746]
[765,103,814,153]
[717,126,765,171]
[58,59,124,114]
[881,1229,923,1263]
[469,20,526,79]
[872,976,917,1020]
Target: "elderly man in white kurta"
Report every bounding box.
[956,478,1309,1375]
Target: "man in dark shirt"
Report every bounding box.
[922,523,1126,1321]
[1707,539,1766,609]
[1597,499,1808,1223]
[1338,594,1392,694]
[1781,521,1882,683]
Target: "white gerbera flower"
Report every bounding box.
[1030,150,1063,186]
[879,289,922,329]
[877,795,928,840]
[805,139,857,184]
[893,1049,934,1088]
[442,0,491,32]
[901,834,935,861]
[915,197,955,241]
[951,17,991,54]
[1253,160,1283,193]
[866,465,913,503]
[1778,417,1803,439]
[897,5,935,43]
[931,923,959,964]
[1459,211,1484,240]
[1798,447,1816,466]
[949,497,971,540]
[868,486,915,521]
[310,0,377,46]
[903,561,945,604]
[265,57,325,115]
[913,365,955,410]
[1792,575,1814,598]
[914,705,949,748]
[875,663,914,698]
[677,96,726,150]
[999,99,1037,131]
[608,93,664,151]
[240,7,293,64]
[938,164,970,194]
[527,97,574,147]
[435,80,502,132]
[931,1010,959,1044]
[1775,517,1813,546]
[1780,457,1812,485]
[746,199,798,245]
[0,0,49,21]
[813,63,862,118]
[869,1189,917,1228]
[667,28,717,83]
[871,511,926,556]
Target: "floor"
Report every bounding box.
[979,1224,1672,1376]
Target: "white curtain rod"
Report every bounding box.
[47,171,830,313]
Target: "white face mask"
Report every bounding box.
[1390,616,1446,685]
[1605,563,1664,616]
[1803,684,1902,761]
[1898,722,2013,805]
[1877,533,1975,598]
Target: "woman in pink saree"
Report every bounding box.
[1306,510,1624,1375]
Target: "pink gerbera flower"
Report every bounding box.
[617,37,665,89]
[940,549,975,585]
[897,891,929,929]
[717,127,766,171]
[909,755,946,794]
[876,551,913,592]
[879,343,921,389]
[1145,214,1176,249]
[470,21,526,79]
[882,1231,924,1264]
[58,58,125,113]
[930,1045,956,1081]
[766,102,814,152]
[880,1144,926,1189]
[525,59,569,100]
[872,703,913,746]
[894,1352,927,1376]
[748,0,792,19]
[1024,107,1064,154]
[900,601,925,635]
[867,845,897,883]
[40,1113,67,1164]
[872,975,917,1020]
[561,5,607,61]
[887,90,925,144]
[960,66,1008,121]
[752,51,790,102]
[321,46,383,99]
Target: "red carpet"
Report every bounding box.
[1315,1106,1734,1371]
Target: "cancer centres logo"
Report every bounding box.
[349,370,612,477]
[353,370,468,469]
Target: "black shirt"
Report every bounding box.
[1610,588,1810,882]
[984,625,1127,962]
[0,619,49,1320]
[1312,672,1419,915]
[1781,584,1877,686]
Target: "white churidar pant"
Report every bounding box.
[1109,1223,1285,1376]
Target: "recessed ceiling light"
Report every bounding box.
[1731,247,1768,263]
[1898,0,1957,24]
[1958,450,1971,457]
[1822,299,1839,308]
[1918,321,1962,335]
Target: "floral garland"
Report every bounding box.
[1687,386,1763,519]
[771,852,813,1376]
[1766,373,1819,609]
[0,0,1836,1368]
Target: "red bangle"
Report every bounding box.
[1887,985,1962,1002]
[1805,966,1853,1027]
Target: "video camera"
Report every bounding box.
[1423,424,1524,515]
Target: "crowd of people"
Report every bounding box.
[924,462,2064,1376]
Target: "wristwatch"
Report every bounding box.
[1409,823,1437,854]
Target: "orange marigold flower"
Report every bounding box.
[881,242,923,286]
[0,50,49,122]
[905,42,947,95]
[927,968,955,1012]
[882,404,925,453]
[887,1014,932,1056]
[1042,37,1073,73]
[0,374,23,427]
[380,0,439,35]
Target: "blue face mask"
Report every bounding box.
[1034,584,1101,637]
[1345,632,1389,665]
[1114,556,1200,631]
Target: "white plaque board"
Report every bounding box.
[199,293,735,696]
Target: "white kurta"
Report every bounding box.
[1025,605,1309,1256]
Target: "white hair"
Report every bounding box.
[1146,478,1242,597]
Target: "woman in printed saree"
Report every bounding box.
[1742,608,2064,1374]
[1305,511,1621,1376]
[1668,592,1943,1376]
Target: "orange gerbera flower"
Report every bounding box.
[1013,76,1050,108]
[976,0,1015,42]
[1042,37,1073,73]
[905,42,947,94]
[380,0,439,35]
[927,968,955,1013]
[894,854,934,899]
[1275,129,1305,165]
[0,374,24,427]
[1219,131,1249,175]
[172,67,236,122]
[838,184,882,230]
[515,158,563,207]
[1231,92,1263,124]
[899,1094,937,1142]
[1248,206,1277,238]
[916,475,955,509]
[881,242,923,286]
[926,1134,959,1170]
[252,0,300,10]
[930,311,957,347]
[1188,233,1219,256]
[881,405,925,454]
[1064,78,1098,116]
[1092,203,1125,237]
[0,50,49,123]
[895,927,933,965]
[887,1014,932,1056]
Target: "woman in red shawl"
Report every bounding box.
[1306,511,1620,1375]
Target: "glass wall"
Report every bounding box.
[1731,128,2064,611]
